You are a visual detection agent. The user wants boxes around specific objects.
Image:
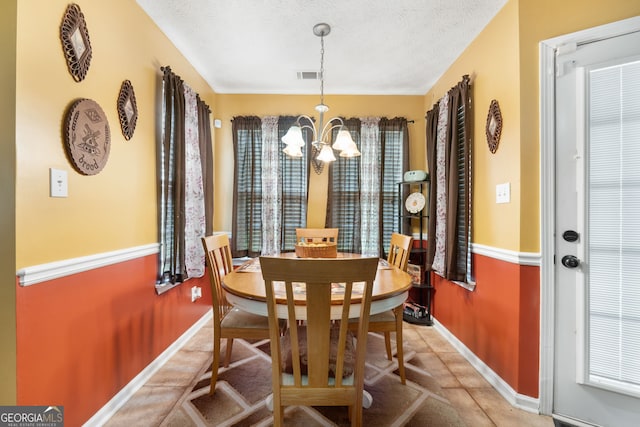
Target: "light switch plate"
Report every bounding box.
[496,182,510,204]
[50,168,68,198]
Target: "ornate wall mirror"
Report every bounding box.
[117,80,138,140]
[485,99,503,154]
[60,3,92,82]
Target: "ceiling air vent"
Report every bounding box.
[297,71,321,80]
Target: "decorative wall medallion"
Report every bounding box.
[60,3,92,82]
[64,99,111,175]
[117,80,138,140]
[486,99,503,154]
[311,145,325,174]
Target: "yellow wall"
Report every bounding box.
[6,0,219,404]
[6,0,639,407]
[423,0,640,252]
[213,94,425,231]
[424,0,522,251]
[14,0,217,268]
[517,0,640,252]
[1,0,17,405]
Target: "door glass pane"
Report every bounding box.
[588,59,640,390]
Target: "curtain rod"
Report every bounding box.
[232,117,415,123]
[161,65,211,112]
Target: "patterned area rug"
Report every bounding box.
[163,333,466,426]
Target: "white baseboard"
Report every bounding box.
[82,309,213,427]
[432,317,541,414]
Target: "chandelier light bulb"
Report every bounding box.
[339,140,362,158]
[332,129,354,151]
[281,126,305,147]
[316,144,337,162]
[283,144,303,157]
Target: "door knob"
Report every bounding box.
[561,255,580,268]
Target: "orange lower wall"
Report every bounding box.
[432,253,540,397]
[15,254,211,427]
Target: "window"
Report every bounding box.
[232,115,407,258]
[380,118,410,255]
[231,116,263,257]
[326,119,362,253]
[277,116,310,251]
[231,116,309,257]
[587,60,640,389]
[426,75,472,284]
[157,66,213,293]
[326,117,408,257]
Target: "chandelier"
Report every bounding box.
[281,23,360,174]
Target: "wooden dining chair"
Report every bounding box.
[295,227,339,245]
[201,234,284,395]
[387,233,413,272]
[352,232,413,385]
[259,256,379,427]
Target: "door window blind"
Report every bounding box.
[588,59,640,390]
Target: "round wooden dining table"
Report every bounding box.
[223,253,412,409]
[221,252,413,320]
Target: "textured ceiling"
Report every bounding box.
[136,0,507,95]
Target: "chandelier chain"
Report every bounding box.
[319,34,325,106]
[280,23,361,173]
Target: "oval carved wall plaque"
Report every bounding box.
[64,98,111,175]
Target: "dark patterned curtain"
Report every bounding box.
[277,116,311,251]
[326,117,408,256]
[157,66,212,288]
[326,118,362,253]
[231,116,263,257]
[425,104,439,271]
[158,66,186,284]
[425,75,472,281]
[198,97,214,236]
[231,116,310,256]
[379,117,410,256]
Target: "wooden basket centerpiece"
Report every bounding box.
[295,238,337,258]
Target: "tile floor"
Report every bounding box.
[105,318,555,426]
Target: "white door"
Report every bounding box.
[554,29,640,427]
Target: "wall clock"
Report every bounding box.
[486,99,503,154]
[64,98,111,175]
[405,192,425,214]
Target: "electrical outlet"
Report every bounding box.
[496,182,510,204]
[191,286,202,302]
